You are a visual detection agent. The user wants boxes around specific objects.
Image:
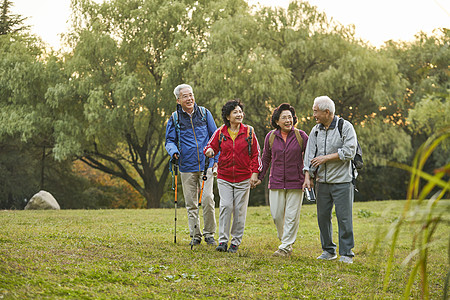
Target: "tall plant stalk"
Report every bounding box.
[383,128,450,299]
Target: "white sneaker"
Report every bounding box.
[317,251,337,260]
[339,255,353,264]
[273,249,291,257]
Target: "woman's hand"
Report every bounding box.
[250,173,259,189]
[302,171,313,190]
[205,148,215,158]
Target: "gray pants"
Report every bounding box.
[316,182,354,257]
[180,169,216,240]
[217,179,251,246]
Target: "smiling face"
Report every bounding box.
[177,87,195,114]
[276,110,293,133]
[227,105,244,126]
[313,104,332,127]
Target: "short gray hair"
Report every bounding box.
[313,96,335,115]
[173,84,193,99]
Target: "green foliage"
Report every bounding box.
[1,0,447,208]
[0,140,39,209]
[357,118,412,167]
[0,0,29,35]
[408,92,450,167]
[43,0,252,208]
[381,129,450,299]
[383,29,449,106]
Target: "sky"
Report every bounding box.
[10,0,450,50]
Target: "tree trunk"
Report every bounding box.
[40,146,45,190]
[144,189,160,208]
[264,176,269,206]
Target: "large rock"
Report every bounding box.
[24,190,60,210]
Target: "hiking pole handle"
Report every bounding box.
[202,156,210,180]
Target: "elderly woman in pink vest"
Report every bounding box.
[255,103,309,257]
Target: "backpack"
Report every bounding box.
[171,106,207,151]
[218,125,254,156]
[337,118,363,191]
[337,118,363,169]
[267,128,303,152]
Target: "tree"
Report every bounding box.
[192,1,411,202]
[383,29,450,170]
[46,0,249,208]
[0,0,28,35]
[407,92,450,167]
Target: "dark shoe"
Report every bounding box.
[216,242,228,252]
[205,236,217,246]
[189,238,201,246]
[227,244,239,253]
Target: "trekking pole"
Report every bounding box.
[170,157,179,244]
[191,156,210,250]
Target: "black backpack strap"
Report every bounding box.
[314,130,318,158]
[172,111,181,151]
[218,125,226,151]
[245,126,253,156]
[338,118,344,138]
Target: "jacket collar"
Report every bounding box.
[177,103,199,115]
[221,123,246,138]
[318,116,338,130]
[273,127,295,138]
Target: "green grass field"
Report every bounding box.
[0,200,448,299]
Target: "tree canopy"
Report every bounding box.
[0,0,447,208]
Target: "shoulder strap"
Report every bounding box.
[172,111,181,151]
[269,129,302,151]
[171,111,179,126]
[199,106,206,121]
[314,130,318,158]
[218,125,226,151]
[246,125,253,156]
[338,118,344,138]
[293,128,303,152]
[268,130,276,150]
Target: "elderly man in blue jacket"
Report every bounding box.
[303,96,358,264]
[165,84,218,246]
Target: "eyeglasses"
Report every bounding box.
[180,93,194,100]
[280,115,293,121]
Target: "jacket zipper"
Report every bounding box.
[283,135,286,189]
[232,135,236,181]
[190,116,201,172]
[324,130,327,183]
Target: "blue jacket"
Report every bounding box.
[165,103,218,172]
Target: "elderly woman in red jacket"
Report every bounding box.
[256,103,308,257]
[204,99,262,253]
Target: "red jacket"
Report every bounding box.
[204,124,262,183]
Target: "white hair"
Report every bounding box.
[313,96,335,115]
[173,84,193,99]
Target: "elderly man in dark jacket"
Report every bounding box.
[257,103,309,257]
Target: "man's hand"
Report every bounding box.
[310,153,339,168]
[172,153,179,165]
[310,155,327,168]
